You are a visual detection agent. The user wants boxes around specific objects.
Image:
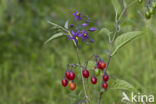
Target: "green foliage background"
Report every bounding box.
[0,0,156,104]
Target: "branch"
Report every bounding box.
[97,0,137,104]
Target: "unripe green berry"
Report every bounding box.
[149,8,154,15]
[94,69,100,76]
[138,0,143,3]
[145,11,151,19]
[152,2,156,9]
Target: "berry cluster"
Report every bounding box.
[93,60,109,90]
[138,0,156,19]
[61,56,110,91]
[102,73,109,89]
[62,70,76,91]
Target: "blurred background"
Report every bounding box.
[0,0,156,104]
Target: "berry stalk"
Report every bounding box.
[76,46,90,103]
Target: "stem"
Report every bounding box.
[67,64,84,68]
[85,54,99,66]
[118,0,137,21]
[97,32,114,104]
[75,46,89,103]
[97,0,137,104]
[76,46,81,65]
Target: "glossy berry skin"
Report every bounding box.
[94,69,100,76]
[82,69,89,78]
[69,71,75,80]
[145,12,151,19]
[91,76,97,84]
[65,71,70,80]
[98,61,106,70]
[102,83,108,89]
[103,74,109,82]
[69,82,76,91]
[62,78,68,87]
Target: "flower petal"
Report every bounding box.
[70,24,74,27]
[72,30,76,36]
[82,23,87,27]
[68,35,73,40]
[89,27,97,32]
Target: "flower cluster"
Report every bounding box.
[68,11,97,44]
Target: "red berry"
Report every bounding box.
[62,78,68,87]
[69,71,75,80]
[82,69,89,78]
[65,71,70,80]
[98,61,106,70]
[69,82,76,91]
[103,74,109,82]
[91,76,97,84]
[102,82,108,89]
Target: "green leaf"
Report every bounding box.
[99,28,112,35]
[111,0,121,14]
[47,21,77,46]
[99,28,112,41]
[64,20,68,29]
[44,32,64,44]
[110,79,137,91]
[47,21,65,30]
[112,31,142,56]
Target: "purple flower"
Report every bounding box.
[78,30,95,44]
[68,30,80,43]
[70,24,74,28]
[89,27,97,32]
[79,30,89,41]
[73,11,82,21]
[82,23,87,27]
